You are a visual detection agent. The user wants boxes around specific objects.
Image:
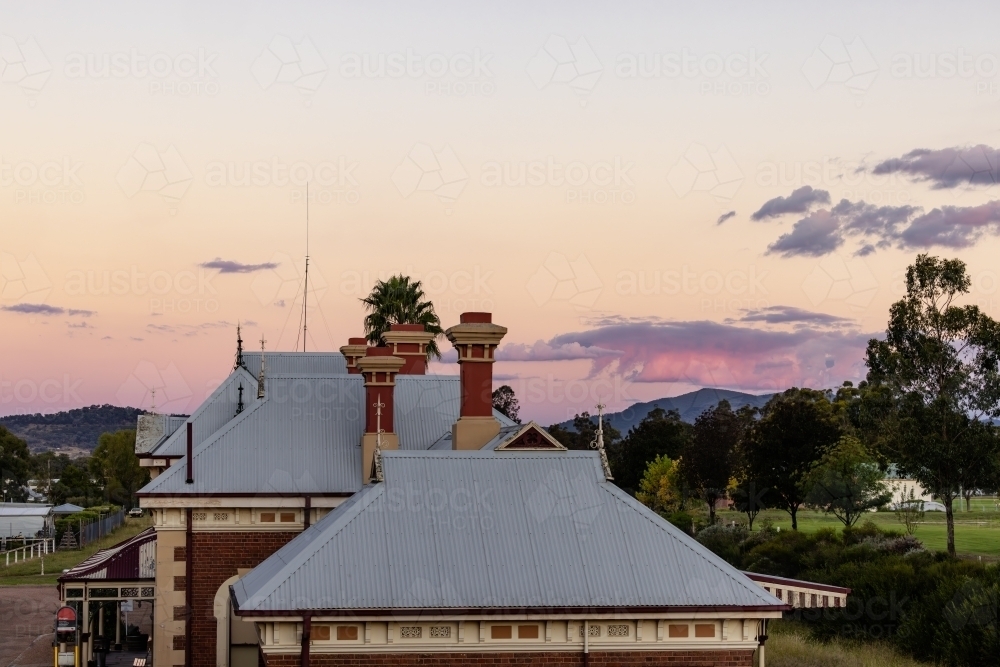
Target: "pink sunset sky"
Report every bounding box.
[3,2,1000,424]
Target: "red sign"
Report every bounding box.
[56,606,77,633]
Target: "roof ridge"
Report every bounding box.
[140,395,269,493]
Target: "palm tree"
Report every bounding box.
[360,275,443,359]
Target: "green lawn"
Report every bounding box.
[712,496,1000,558]
[0,516,152,586]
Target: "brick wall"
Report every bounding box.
[187,531,298,667]
[262,650,755,667]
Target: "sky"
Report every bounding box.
[3,1,1000,424]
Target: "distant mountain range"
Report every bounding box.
[553,388,774,433]
[0,404,146,454]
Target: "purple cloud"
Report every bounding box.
[751,186,831,221]
[68,309,95,317]
[2,303,64,315]
[545,318,872,390]
[716,210,736,225]
[900,201,1000,248]
[736,305,852,326]
[200,258,279,273]
[766,210,844,257]
[872,145,1000,189]
[764,196,1000,256]
[498,340,624,362]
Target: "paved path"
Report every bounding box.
[0,585,60,667]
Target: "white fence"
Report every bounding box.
[3,538,55,566]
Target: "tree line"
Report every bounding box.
[0,427,149,508]
[534,255,1000,556]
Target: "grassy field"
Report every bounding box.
[0,516,152,587]
[767,620,923,667]
[714,496,1000,558]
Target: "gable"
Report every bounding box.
[496,422,567,451]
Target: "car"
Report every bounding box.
[128,507,144,517]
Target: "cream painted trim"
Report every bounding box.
[247,611,781,623]
[142,496,345,509]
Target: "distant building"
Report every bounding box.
[884,465,933,506]
[0,502,53,538]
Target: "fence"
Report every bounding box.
[77,510,125,546]
[3,538,55,566]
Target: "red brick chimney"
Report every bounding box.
[339,337,368,374]
[356,347,404,482]
[382,324,436,375]
[445,312,507,450]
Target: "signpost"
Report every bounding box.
[53,606,79,667]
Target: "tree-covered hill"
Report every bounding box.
[0,405,144,453]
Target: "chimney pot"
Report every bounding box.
[340,338,369,374]
[460,312,492,324]
[348,337,368,345]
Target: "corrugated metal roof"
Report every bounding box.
[242,352,347,376]
[51,504,84,514]
[394,376,460,449]
[0,504,51,517]
[140,376,366,496]
[233,450,782,613]
[59,527,156,581]
[152,366,260,457]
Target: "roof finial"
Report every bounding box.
[257,335,267,399]
[590,403,614,481]
[150,388,157,414]
[236,383,245,415]
[371,394,385,483]
[234,322,246,370]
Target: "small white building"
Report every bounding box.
[885,465,933,506]
[0,503,54,538]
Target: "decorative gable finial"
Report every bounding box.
[371,394,386,483]
[234,322,246,370]
[257,335,267,399]
[590,403,614,481]
[150,388,157,414]
[236,383,245,415]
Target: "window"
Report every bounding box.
[835,597,842,608]
[799,592,806,607]
[260,512,275,523]
[811,594,817,607]
[695,624,716,638]
[775,589,783,600]
[336,626,358,641]
[517,625,538,639]
[280,512,296,523]
[668,624,689,638]
[400,626,422,639]
[822,595,829,608]
[491,625,512,639]
[764,586,771,593]
[312,626,331,641]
